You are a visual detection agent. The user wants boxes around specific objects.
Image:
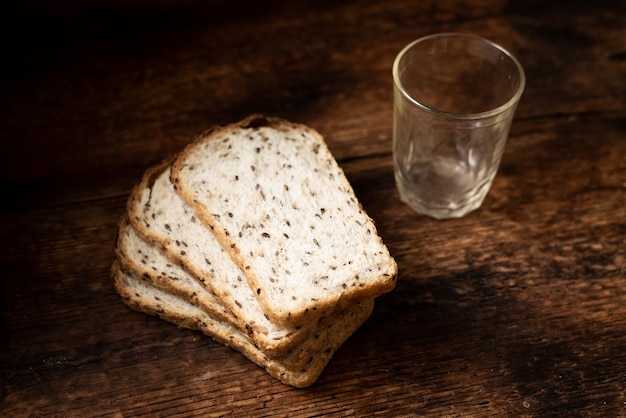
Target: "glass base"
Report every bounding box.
[395,171,490,219]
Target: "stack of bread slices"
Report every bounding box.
[112,115,398,387]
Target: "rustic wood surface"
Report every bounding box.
[2,0,626,416]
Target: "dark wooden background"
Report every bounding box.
[2,0,626,416]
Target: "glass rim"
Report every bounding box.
[392,32,526,120]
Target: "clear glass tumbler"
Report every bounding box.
[393,33,525,219]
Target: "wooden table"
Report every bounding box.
[2,1,625,416]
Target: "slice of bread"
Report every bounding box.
[112,260,374,388]
[125,162,314,356]
[171,115,397,326]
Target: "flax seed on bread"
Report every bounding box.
[171,115,397,327]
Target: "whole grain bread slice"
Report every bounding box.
[126,162,315,356]
[171,115,397,326]
[112,260,374,388]
[115,215,350,363]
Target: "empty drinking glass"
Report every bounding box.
[393,33,525,219]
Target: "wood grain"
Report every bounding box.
[2,0,626,416]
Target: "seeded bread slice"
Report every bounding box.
[112,261,374,388]
[115,216,348,364]
[171,115,398,326]
[126,162,313,356]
